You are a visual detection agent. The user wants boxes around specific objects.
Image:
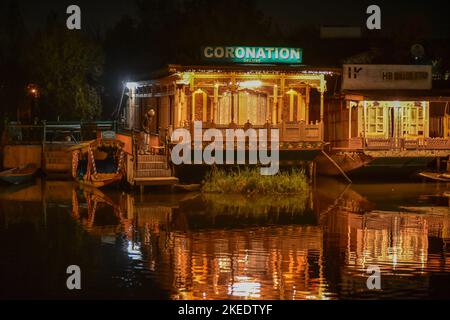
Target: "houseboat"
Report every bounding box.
[320,64,450,179]
[115,46,340,185]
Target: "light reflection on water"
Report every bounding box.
[0,178,449,299]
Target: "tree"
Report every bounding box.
[0,0,28,121]
[28,20,104,121]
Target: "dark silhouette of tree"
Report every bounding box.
[0,0,28,122]
[27,16,104,121]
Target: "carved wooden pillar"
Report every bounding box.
[289,92,294,122]
[320,90,324,123]
[174,84,180,127]
[180,87,186,125]
[278,75,285,124]
[213,84,219,123]
[348,102,352,139]
[202,91,207,122]
[272,84,278,125]
[230,76,237,124]
[191,90,195,121]
[297,93,304,122]
[305,86,310,123]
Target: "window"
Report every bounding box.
[366,104,385,134]
[216,90,268,125]
[237,90,267,125]
[217,92,232,125]
[402,102,425,136]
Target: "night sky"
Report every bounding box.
[10,0,450,37]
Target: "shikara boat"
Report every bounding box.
[173,184,201,193]
[0,164,37,185]
[418,171,450,182]
[70,137,126,188]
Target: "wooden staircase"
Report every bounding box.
[134,154,178,193]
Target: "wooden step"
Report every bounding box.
[135,168,172,178]
[138,154,166,163]
[44,150,72,173]
[45,158,72,164]
[134,176,179,187]
[137,162,167,170]
[44,151,69,156]
[44,161,71,172]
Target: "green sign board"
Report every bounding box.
[101,130,116,140]
[201,46,303,64]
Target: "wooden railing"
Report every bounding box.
[424,138,450,150]
[179,120,323,143]
[4,121,117,145]
[280,121,323,142]
[4,124,45,145]
[366,138,394,150]
[346,137,450,151]
[181,121,274,145]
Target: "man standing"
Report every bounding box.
[141,108,155,154]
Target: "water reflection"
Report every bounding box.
[0,178,449,299]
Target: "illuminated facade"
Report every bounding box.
[121,64,336,150]
[326,64,450,151]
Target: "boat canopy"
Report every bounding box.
[68,139,125,153]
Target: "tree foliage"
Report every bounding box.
[28,23,104,121]
[0,0,28,120]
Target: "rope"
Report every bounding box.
[72,151,79,178]
[116,150,125,174]
[88,147,97,176]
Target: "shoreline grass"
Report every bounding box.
[202,167,309,195]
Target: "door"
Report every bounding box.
[388,106,402,148]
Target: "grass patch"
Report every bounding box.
[201,193,310,217]
[202,167,309,195]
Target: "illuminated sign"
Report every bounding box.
[201,46,303,64]
[343,64,432,90]
[101,130,116,140]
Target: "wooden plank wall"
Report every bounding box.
[3,145,42,169]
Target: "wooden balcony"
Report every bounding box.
[279,121,323,142]
[424,138,450,150]
[178,120,323,145]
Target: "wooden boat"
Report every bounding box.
[418,171,450,182]
[70,137,126,188]
[399,206,450,214]
[173,184,201,193]
[0,164,37,185]
[316,152,372,176]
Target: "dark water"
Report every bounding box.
[0,178,449,299]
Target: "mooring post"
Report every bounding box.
[42,120,46,171]
[313,161,317,188]
[308,161,314,185]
